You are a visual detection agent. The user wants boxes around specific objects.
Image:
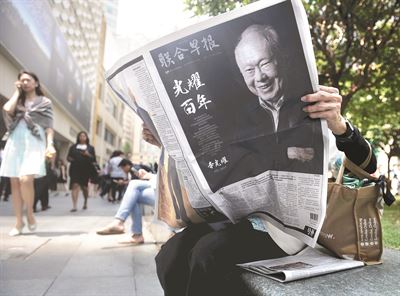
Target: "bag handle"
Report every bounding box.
[335,142,373,184]
[358,140,372,170]
[343,157,376,181]
[343,158,395,206]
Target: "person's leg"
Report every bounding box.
[185,220,287,296]
[35,176,48,210]
[130,187,155,235]
[42,179,49,210]
[114,180,151,222]
[33,178,40,212]
[4,177,10,201]
[110,180,118,202]
[70,183,80,211]
[155,223,213,296]
[81,185,88,209]
[19,175,35,226]
[10,178,24,229]
[0,177,5,197]
[4,177,11,200]
[96,180,150,235]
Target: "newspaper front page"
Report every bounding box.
[106,0,330,246]
[237,247,364,282]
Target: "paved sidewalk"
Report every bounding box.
[0,192,166,296]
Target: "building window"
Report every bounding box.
[96,119,102,136]
[105,96,118,119]
[104,127,115,145]
[98,82,103,101]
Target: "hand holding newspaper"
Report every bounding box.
[106,0,330,247]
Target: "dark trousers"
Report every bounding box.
[34,176,49,211]
[110,178,125,201]
[0,177,11,200]
[155,220,287,296]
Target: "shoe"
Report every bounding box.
[82,204,87,210]
[9,223,25,236]
[130,234,144,245]
[70,208,77,212]
[96,225,124,235]
[28,223,37,232]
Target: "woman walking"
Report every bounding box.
[67,131,96,212]
[0,70,55,236]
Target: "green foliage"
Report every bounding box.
[305,0,400,110]
[184,0,256,16]
[184,0,400,162]
[122,141,132,155]
[382,199,400,249]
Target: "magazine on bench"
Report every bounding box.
[106,0,330,247]
[237,247,365,283]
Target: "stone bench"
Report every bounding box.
[238,248,399,296]
[145,212,399,295]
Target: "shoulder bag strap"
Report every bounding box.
[358,140,372,170]
[343,157,377,181]
[344,158,395,206]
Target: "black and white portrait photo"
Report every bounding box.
[151,0,324,192]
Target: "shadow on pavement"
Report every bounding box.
[24,231,87,237]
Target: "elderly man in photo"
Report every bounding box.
[235,24,286,132]
[233,24,320,171]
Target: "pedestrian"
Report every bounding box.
[0,70,55,236]
[96,160,157,244]
[67,131,96,212]
[0,176,11,201]
[33,171,49,213]
[56,159,68,193]
[0,145,11,202]
[99,163,111,198]
[107,150,126,202]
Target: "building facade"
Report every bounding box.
[103,0,161,168]
[0,0,125,169]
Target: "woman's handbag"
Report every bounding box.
[318,153,395,264]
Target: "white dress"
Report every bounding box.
[0,101,46,177]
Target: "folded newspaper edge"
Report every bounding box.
[106,0,330,247]
[237,247,365,283]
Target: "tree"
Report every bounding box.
[184,0,400,176]
[184,0,399,107]
[122,141,132,155]
[184,0,255,16]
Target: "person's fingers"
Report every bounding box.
[303,101,340,113]
[307,110,339,120]
[301,91,342,103]
[318,85,339,94]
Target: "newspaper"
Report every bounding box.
[237,247,365,282]
[106,0,330,247]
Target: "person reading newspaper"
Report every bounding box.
[151,84,376,296]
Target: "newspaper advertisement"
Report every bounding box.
[237,247,365,283]
[106,0,330,246]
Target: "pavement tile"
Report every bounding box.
[0,193,164,296]
[0,279,51,296]
[45,276,136,296]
